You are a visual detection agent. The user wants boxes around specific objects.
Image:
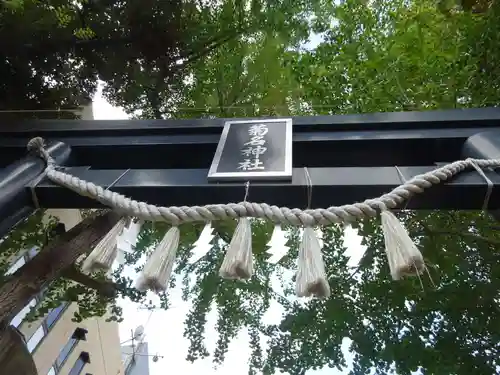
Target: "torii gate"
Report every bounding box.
[1,107,500,374]
[1,107,500,239]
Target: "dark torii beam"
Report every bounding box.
[34,165,500,211]
[0,142,71,238]
[1,107,500,169]
[1,107,500,237]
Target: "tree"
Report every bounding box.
[0,0,250,120]
[0,0,324,120]
[120,0,328,118]
[0,0,96,119]
[0,209,157,326]
[0,210,125,321]
[172,34,304,118]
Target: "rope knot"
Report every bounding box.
[27,137,54,165]
[27,137,45,153]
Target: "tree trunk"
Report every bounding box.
[0,326,37,375]
[0,210,121,322]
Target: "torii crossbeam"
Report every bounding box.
[1,107,500,237]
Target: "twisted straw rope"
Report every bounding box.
[28,137,500,226]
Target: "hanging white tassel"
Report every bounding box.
[81,217,128,274]
[380,210,425,280]
[188,222,215,264]
[296,227,330,298]
[135,226,180,293]
[219,218,253,280]
[266,223,289,264]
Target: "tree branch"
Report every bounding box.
[419,222,500,247]
[345,263,364,283]
[0,326,37,375]
[61,266,118,299]
[143,64,168,119]
[180,27,247,66]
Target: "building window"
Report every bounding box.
[23,301,69,354]
[27,325,45,353]
[27,246,39,259]
[68,358,85,375]
[68,352,90,375]
[46,302,68,329]
[6,255,26,275]
[49,329,87,374]
[47,367,56,375]
[55,337,77,369]
[10,298,37,328]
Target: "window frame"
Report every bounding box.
[26,324,46,353]
[67,352,90,375]
[25,301,70,354]
[49,328,87,374]
[45,302,69,330]
[54,337,78,370]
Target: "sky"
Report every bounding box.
[91,86,368,375]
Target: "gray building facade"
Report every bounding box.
[122,341,151,375]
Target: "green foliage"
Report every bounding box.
[0,0,326,119]
[3,0,25,11]
[0,0,268,119]
[0,210,58,276]
[268,211,500,375]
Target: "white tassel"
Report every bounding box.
[381,210,425,280]
[296,227,330,298]
[81,217,128,274]
[219,218,253,280]
[188,222,215,264]
[266,224,289,264]
[135,226,180,293]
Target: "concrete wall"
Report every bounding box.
[84,316,124,375]
[57,313,124,375]
[43,209,83,231]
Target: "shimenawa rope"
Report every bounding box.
[27,137,500,298]
[26,137,500,226]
